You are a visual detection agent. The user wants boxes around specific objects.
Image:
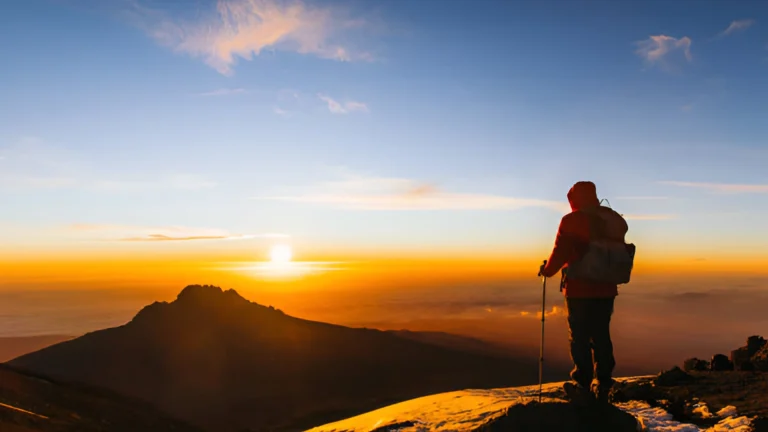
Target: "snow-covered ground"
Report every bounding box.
[617,401,751,432]
[307,378,754,432]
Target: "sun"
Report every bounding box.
[269,245,293,264]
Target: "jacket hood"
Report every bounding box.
[567,181,600,211]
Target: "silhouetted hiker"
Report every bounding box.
[538,181,633,404]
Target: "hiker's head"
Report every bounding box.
[567,181,600,211]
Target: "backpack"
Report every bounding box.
[565,204,636,285]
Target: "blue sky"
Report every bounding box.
[0,0,766,263]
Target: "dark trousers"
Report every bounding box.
[565,297,616,388]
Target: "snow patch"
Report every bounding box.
[693,402,715,419]
[716,406,739,418]
[307,382,564,432]
[617,401,752,432]
[617,401,701,432]
[706,415,751,432]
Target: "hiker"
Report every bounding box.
[538,181,630,404]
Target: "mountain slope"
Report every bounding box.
[384,330,512,358]
[10,285,545,432]
[0,336,74,363]
[0,363,201,432]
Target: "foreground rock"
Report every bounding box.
[477,401,638,432]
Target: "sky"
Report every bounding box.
[1,0,767,289]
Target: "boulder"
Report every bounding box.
[752,343,768,372]
[731,347,753,371]
[747,335,766,357]
[478,401,639,432]
[710,354,733,371]
[683,358,709,372]
[656,366,694,386]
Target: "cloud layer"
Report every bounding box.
[69,224,289,242]
[622,214,677,221]
[662,181,768,194]
[136,0,370,75]
[255,173,568,212]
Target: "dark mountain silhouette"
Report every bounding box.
[10,285,550,432]
[0,363,201,432]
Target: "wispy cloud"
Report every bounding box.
[196,88,247,96]
[622,214,677,221]
[318,94,368,114]
[254,173,567,212]
[0,138,85,190]
[0,176,78,189]
[719,19,755,37]
[615,196,670,201]
[121,233,274,242]
[267,89,307,116]
[521,305,565,319]
[273,106,292,117]
[132,0,372,75]
[69,224,289,242]
[661,181,768,193]
[0,138,216,192]
[91,175,217,191]
[636,35,692,71]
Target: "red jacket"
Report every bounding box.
[541,182,628,298]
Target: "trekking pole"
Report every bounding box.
[538,260,547,404]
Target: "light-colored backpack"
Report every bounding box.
[565,204,636,285]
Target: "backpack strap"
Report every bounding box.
[580,207,608,241]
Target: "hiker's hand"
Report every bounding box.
[538,261,547,277]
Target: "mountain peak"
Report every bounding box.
[130,285,255,326]
[175,284,248,306]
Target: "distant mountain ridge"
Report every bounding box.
[10,285,549,432]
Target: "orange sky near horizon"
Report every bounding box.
[2,247,766,294]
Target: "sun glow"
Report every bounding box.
[216,245,346,281]
[269,245,293,264]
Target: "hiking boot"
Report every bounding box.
[563,381,595,407]
[591,380,615,405]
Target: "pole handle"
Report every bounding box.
[538,259,547,403]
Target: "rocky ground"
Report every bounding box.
[614,368,768,431]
